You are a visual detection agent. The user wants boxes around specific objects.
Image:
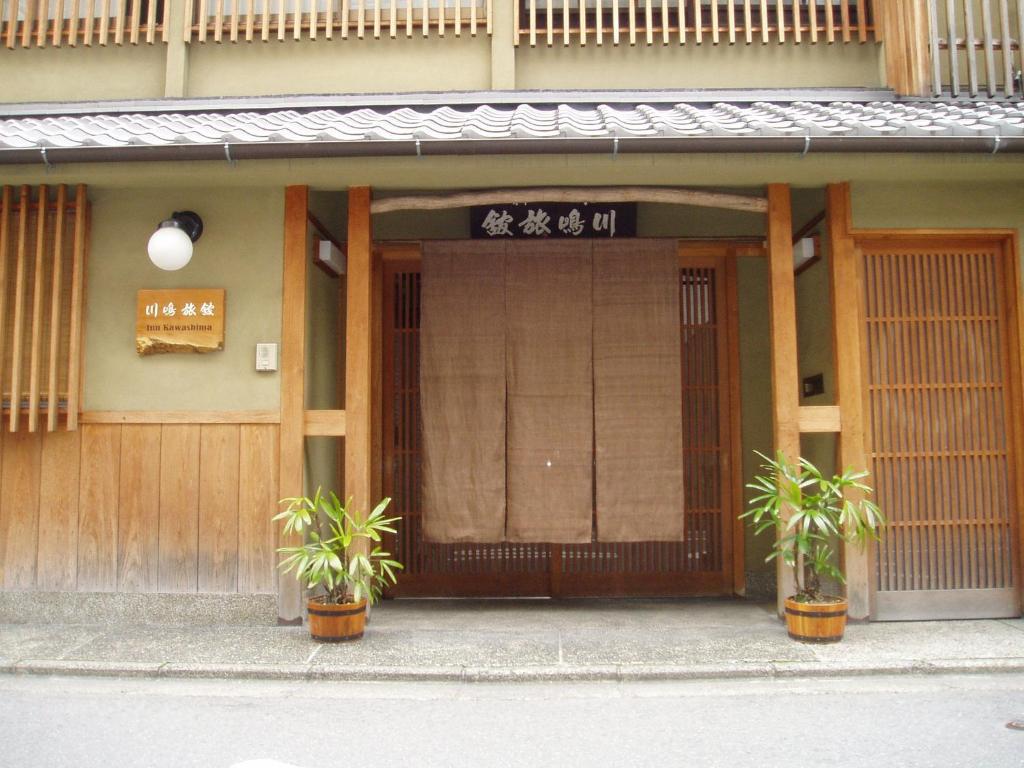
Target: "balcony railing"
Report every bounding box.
[926,0,1022,97]
[514,0,875,46]
[2,0,168,48]
[185,0,491,42]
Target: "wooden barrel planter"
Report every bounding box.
[784,597,848,643]
[307,598,367,642]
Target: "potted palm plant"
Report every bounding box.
[743,451,885,643]
[275,489,403,642]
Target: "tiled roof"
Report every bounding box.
[2,100,1023,162]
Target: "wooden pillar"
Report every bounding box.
[277,185,308,624]
[879,0,932,97]
[827,182,872,620]
[490,0,516,89]
[345,187,375,525]
[164,0,190,97]
[766,184,800,613]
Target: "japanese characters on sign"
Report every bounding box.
[470,202,637,240]
[136,288,225,356]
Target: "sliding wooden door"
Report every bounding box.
[381,243,739,598]
[859,235,1023,619]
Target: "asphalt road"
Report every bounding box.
[1,673,1023,768]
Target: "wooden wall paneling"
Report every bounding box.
[46,185,66,432]
[766,183,800,610]
[158,424,201,592]
[116,424,160,592]
[277,185,308,621]
[198,424,240,592]
[9,186,30,433]
[827,182,872,619]
[66,186,86,431]
[345,186,374,542]
[0,429,41,588]
[77,424,121,591]
[36,430,82,590]
[1000,233,1024,610]
[27,184,48,432]
[239,424,279,593]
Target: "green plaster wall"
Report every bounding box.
[2,45,165,103]
[83,187,283,411]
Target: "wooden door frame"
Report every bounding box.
[377,238,748,597]
[850,229,1024,616]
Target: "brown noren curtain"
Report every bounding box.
[592,240,685,542]
[420,242,507,543]
[505,241,593,543]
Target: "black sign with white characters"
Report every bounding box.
[470,202,637,239]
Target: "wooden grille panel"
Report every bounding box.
[382,248,734,597]
[1,0,168,48]
[862,242,1018,601]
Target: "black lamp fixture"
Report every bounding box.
[147,211,204,271]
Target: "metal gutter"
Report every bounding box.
[1,135,1021,165]
[0,88,902,118]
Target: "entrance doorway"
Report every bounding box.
[381,242,741,597]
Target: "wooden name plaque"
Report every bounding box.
[136,289,225,356]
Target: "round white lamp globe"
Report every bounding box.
[147,224,194,271]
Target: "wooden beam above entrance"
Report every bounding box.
[370,187,769,216]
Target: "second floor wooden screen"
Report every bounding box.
[2,0,168,49]
[515,0,875,46]
[0,185,87,432]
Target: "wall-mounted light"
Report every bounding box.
[147,211,203,271]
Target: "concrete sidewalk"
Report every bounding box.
[2,598,1023,683]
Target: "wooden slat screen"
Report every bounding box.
[0,185,86,432]
[863,241,1018,603]
[1,0,168,48]
[926,0,1022,97]
[515,0,874,46]
[185,0,491,41]
[382,250,734,597]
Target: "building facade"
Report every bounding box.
[0,0,1021,623]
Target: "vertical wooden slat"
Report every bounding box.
[20,0,34,47]
[277,185,308,622]
[0,430,41,588]
[389,0,397,37]
[766,184,800,611]
[294,0,303,40]
[808,0,817,42]
[99,0,110,44]
[239,424,279,593]
[36,430,81,590]
[83,0,95,45]
[580,0,587,45]
[839,0,850,41]
[980,0,996,96]
[198,0,208,40]
[77,424,121,591]
[596,0,602,45]
[612,0,618,44]
[710,0,718,43]
[628,0,635,44]
[231,0,241,41]
[947,0,960,96]
[776,0,784,42]
[529,0,536,45]
[422,0,428,37]
[9,186,30,433]
[46,185,66,433]
[998,0,1012,95]
[161,0,170,42]
[565,0,571,45]
[661,0,668,43]
[695,0,703,42]
[261,0,270,39]
[546,0,553,45]
[65,185,86,432]
[5,0,17,48]
[198,424,240,592]
[471,0,477,36]
[246,0,256,39]
[54,0,67,45]
[487,0,492,34]
[158,424,201,592]
[372,0,380,38]
[857,0,866,41]
[437,0,444,36]
[27,184,48,433]
[743,0,752,43]
[454,0,461,36]
[676,0,683,44]
[0,188,10,403]
[411,0,418,38]
[114,0,126,43]
[182,0,193,42]
[356,0,364,37]
[129,0,141,43]
[645,0,652,44]
[792,0,801,42]
[726,252,744,593]
[727,0,735,43]
[116,424,160,591]
[276,0,285,40]
[824,0,834,41]
[965,0,979,96]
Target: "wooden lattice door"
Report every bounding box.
[860,237,1023,619]
[381,245,737,597]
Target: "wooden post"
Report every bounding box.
[827,182,872,620]
[766,183,800,613]
[164,0,190,97]
[489,0,515,89]
[345,187,374,529]
[879,0,932,97]
[277,185,308,624]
